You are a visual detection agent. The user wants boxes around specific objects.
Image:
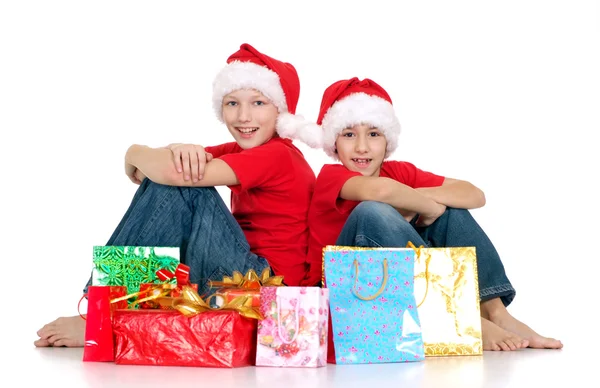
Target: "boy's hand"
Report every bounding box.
[134,169,146,184]
[415,202,447,227]
[166,143,213,182]
[125,161,142,184]
[397,209,417,223]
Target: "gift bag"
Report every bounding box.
[82,285,127,362]
[256,287,329,367]
[91,246,180,302]
[409,243,483,356]
[324,246,425,364]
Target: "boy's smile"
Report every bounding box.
[351,158,373,169]
[236,126,259,138]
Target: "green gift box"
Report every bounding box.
[92,246,180,295]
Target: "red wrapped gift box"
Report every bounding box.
[112,309,258,367]
[210,268,284,308]
[216,288,260,307]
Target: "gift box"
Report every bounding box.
[216,288,261,307]
[323,246,425,364]
[112,285,261,367]
[210,268,284,308]
[409,243,483,356]
[91,246,180,302]
[256,287,329,367]
[82,285,128,362]
[113,309,257,367]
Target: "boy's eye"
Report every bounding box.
[254,101,265,106]
[342,132,355,137]
[368,132,380,137]
[224,101,237,106]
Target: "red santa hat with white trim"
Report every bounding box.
[314,77,402,160]
[212,43,321,148]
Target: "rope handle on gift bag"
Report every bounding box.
[78,293,88,320]
[352,258,388,301]
[276,294,300,344]
[407,241,431,308]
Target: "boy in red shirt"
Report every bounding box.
[303,77,562,351]
[35,43,319,347]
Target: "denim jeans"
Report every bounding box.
[336,201,515,306]
[84,178,269,295]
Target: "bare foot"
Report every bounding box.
[34,316,86,348]
[490,312,563,349]
[481,317,529,351]
[481,298,563,349]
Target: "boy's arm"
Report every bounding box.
[125,145,239,187]
[340,176,445,217]
[416,178,486,209]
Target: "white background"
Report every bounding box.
[1,0,598,372]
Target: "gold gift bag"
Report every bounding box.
[409,243,482,356]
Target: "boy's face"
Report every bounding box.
[335,124,387,177]
[221,89,278,149]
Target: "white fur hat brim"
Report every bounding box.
[321,92,401,160]
[212,60,289,120]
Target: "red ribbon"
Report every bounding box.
[156,263,191,287]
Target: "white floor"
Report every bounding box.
[10,285,587,388]
[9,344,582,388]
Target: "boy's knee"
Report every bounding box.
[353,201,397,218]
[351,201,412,229]
[143,179,170,192]
[443,207,474,221]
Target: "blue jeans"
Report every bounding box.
[336,201,515,306]
[84,178,269,295]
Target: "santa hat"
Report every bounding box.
[212,43,321,148]
[316,77,402,160]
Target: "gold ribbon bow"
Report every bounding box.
[155,285,263,320]
[109,283,175,308]
[209,268,284,289]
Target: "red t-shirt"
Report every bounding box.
[205,137,315,286]
[303,161,445,285]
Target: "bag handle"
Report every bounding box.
[78,293,88,320]
[352,258,388,301]
[277,294,300,344]
[407,241,431,308]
